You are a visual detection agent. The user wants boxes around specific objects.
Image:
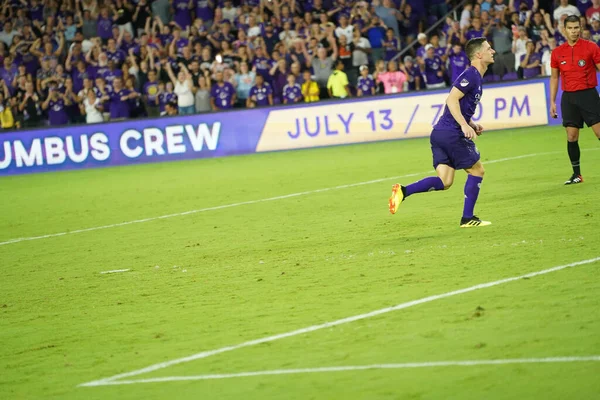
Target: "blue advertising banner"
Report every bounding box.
[0,74,597,176]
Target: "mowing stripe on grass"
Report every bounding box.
[83,356,600,385]
[0,150,568,247]
[79,256,600,387]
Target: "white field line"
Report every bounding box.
[79,256,600,387]
[0,150,568,248]
[99,269,131,274]
[82,356,600,386]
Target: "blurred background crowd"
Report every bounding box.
[0,0,598,129]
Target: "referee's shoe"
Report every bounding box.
[565,174,583,185]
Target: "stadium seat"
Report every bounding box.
[502,72,518,81]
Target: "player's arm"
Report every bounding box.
[549,67,559,118]
[445,87,477,140]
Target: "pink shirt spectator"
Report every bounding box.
[377,71,407,94]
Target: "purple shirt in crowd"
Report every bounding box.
[520,52,541,79]
[282,83,302,103]
[48,98,69,125]
[423,55,445,85]
[109,89,132,119]
[211,81,235,109]
[449,51,469,82]
[249,83,272,106]
[357,76,375,95]
[173,0,192,29]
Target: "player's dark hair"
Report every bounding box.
[564,15,581,27]
[465,37,487,61]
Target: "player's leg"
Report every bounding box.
[388,134,452,215]
[561,91,584,185]
[388,166,451,214]
[591,122,600,140]
[460,161,491,228]
[565,127,583,184]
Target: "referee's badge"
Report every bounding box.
[578,59,586,67]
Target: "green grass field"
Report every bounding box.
[1,125,600,400]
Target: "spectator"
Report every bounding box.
[512,26,529,72]
[491,16,516,77]
[356,65,376,97]
[541,37,557,76]
[352,26,371,70]
[402,56,422,91]
[307,40,338,99]
[80,89,104,124]
[519,40,541,79]
[143,70,161,117]
[0,21,18,47]
[590,17,600,44]
[526,11,549,42]
[301,70,320,102]
[42,87,71,126]
[165,62,195,115]
[327,59,350,99]
[165,101,178,116]
[17,81,43,128]
[0,88,14,130]
[419,44,446,90]
[365,16,386,63]
[107,77,134,121]
[282,74,303,104]
[400,3,422,44]
[374,0,402,39]
[586,0,600,23]
[195,73,212,113]
[247,74,273,108]
[335,15,354,43]
[210,71,236,110]
[377,60,407,94]
[448,44,469,83]
[157,81,177,116]
[269,58,289,104]
[554,0,580,22]
[382,28,400,61]
[233,62,256,107]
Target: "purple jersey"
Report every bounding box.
[102,69,123,86]
[520,52,541,79]
[71,69,92,93]
[465,29,485,42]
[449,51,469,82]
[423,55,445,85]
[30,4,44,22]
[282,83,302,103]
[48,99,69,126]
[253,56,272,79]
[109,89,131,119]
[195,0,214,21]
[173,0,192,29]
[405,65,422,90]
[144,80,160,102]
[357,76,375,95]
[434,66,482,132]
[107,50,126,65]
[97,16,113,40]
[158,92,177,112]
[383,37,400,61]
[211,81,235,109]
[249,83,273,106]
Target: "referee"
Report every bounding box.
[550,15,600,185]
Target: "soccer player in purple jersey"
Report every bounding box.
[389,38,496,228]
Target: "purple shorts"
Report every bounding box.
[430,129,480,170]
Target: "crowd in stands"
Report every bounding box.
[0,0,599,129]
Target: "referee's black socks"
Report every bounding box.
[567,141,581,176]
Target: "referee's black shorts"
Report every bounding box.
[561,88,600,129]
